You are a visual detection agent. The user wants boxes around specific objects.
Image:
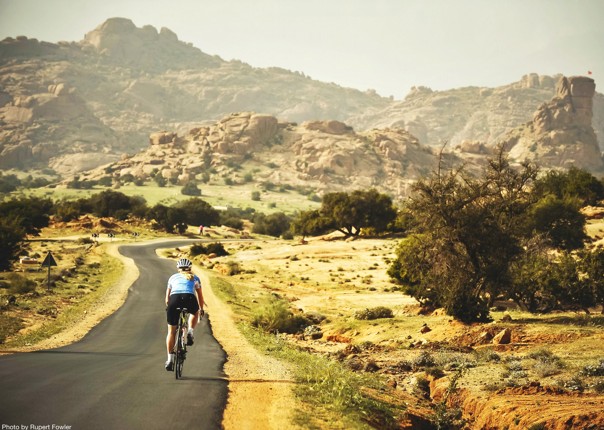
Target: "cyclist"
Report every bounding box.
[164,258,204,371]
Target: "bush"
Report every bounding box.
[581,359,604,377]
[354,306,393,320]
[181,181,201,196]
[189,242,228,257]
[7,273,36,294]
[222,216,244,230]
[251,300,310,334]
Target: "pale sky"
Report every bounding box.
[0,0,602,99]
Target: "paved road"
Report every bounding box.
[0,240,228,430]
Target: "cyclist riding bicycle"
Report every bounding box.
[165,258,204,371]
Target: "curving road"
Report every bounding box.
[0,240,227,430]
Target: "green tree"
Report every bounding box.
[88,190,142,218]
[181,181,202,196]
[533,166,604,206]
[578,247,604,313]
[389,149,538,321]
[526,195,587,250]
[290,210,333,239]
[320,189,396,237]
[0,196,53,235]
[0,218,26,270]
[174,198,220,227]
[154,175,167,187]
[145,204,187,233]
[0,173,21,193]
[253,212,291,237]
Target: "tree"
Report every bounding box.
[0,196,53,235]
[389,149,538,321]
[89,190,135,218]
[320,189,396,237]
[290,210,333,240]
[145,204,187,233]
[533,166,604,206]
[181,181,201,196]
[525,195,587,250]
[0,218,25,270]
[253,212,291,237]
[578,247,604,313]
[174,198,220,227]
[0,173,21,193]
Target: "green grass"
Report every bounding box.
[0,249,124,349]
[240,324,403,430]
[0,313,24,344]
[18,182,320,215]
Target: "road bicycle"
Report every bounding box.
[173,307,189,379]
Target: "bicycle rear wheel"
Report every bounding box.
[175,326,184,379]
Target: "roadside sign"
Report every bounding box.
[41,252,58,267]
[40,251,57,291]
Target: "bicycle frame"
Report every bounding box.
[173,307,189,379]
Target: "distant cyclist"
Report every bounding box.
[164,258,204,371]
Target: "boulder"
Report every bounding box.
[492,328,512,345]
[149,131,176,145]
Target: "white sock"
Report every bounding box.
[188,328,194,335]
[167,353,175,363]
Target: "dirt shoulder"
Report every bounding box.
[197,269,298,430]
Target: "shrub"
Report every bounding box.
[251,301,310,334]
[581,359,604,377]
[181,181,201,196]
[413,352,436,369]
[557,375,585,392]
[354,306,393,320]
[223,261,241,276]
[7,273,36,294]
[189,242,228,257]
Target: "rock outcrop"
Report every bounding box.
[74,112,456,199]
[504,76,604,172]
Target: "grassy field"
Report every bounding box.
[16,181,321,215]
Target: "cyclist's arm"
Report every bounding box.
[195,281,204,314]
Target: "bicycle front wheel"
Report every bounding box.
[175,330,184,379]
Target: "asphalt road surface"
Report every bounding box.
[0,240,228,430]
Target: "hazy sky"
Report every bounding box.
[0,0,602,99]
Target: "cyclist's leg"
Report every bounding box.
[165,295,181,369]
[166,324,177,354]
[185,294,200,345]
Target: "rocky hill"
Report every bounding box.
[1,18,603,177]
[75,112,459,199]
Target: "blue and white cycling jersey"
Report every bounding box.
[167,272,201,295]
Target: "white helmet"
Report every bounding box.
[176,258,192,269]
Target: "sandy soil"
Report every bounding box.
[196,268,299,430]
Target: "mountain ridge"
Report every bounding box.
[1,17,602,180]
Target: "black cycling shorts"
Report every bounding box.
[166,293,199,325]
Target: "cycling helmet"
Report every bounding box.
[176,258,192,269]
